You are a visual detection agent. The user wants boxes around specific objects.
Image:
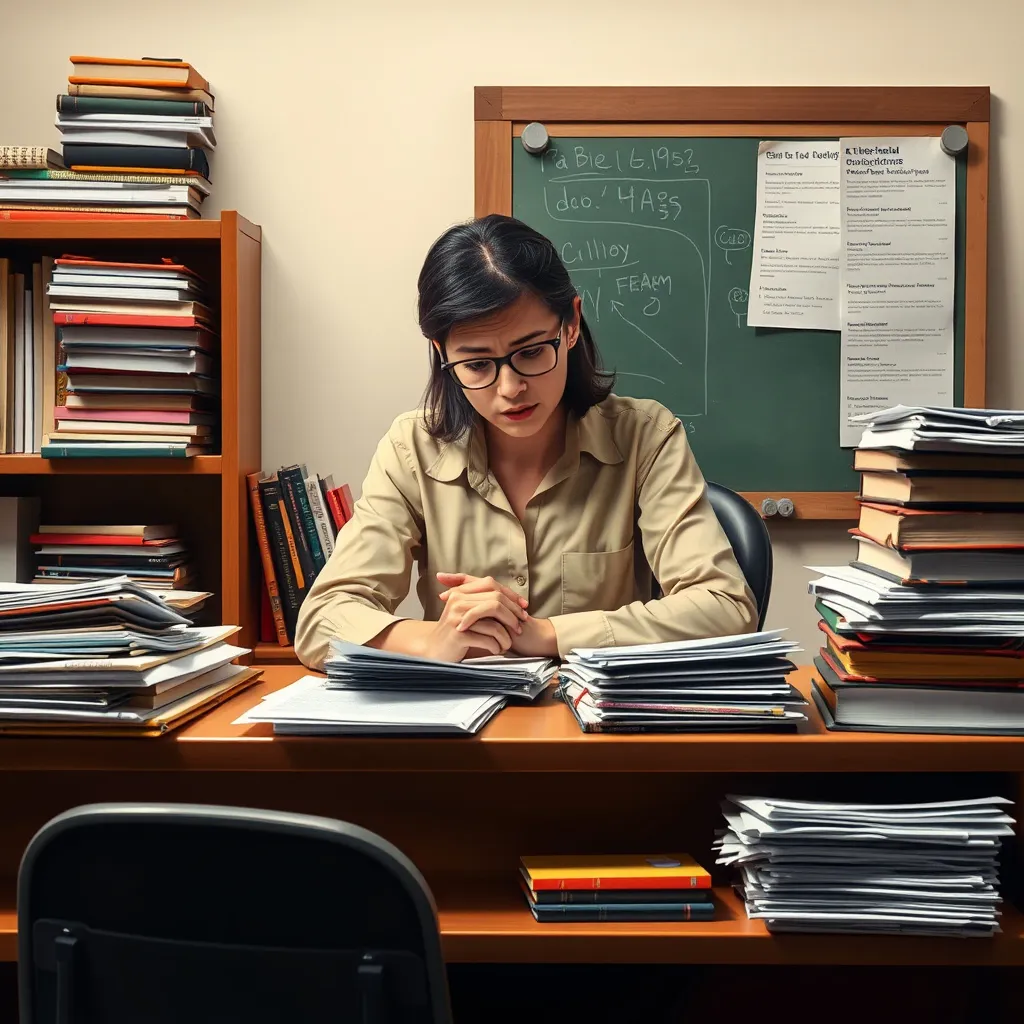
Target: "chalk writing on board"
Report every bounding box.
[535,145,712,418]
[714,225,752,266]
[728,287,749,329]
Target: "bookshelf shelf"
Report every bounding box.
[1,881,1021,967]
[0,210,262,650]
[0,454,223,475]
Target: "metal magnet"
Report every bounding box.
[777,497,795,518]
[940,125,969,156]
[521,122,550,155]
[760,498,778,518]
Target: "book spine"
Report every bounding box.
[258,477,301,641]
[246,472,289,647]
[279,465,323,579]
[62,144,209,178]
[2,211,189,221]
[39,443,189,457]
[304,475,335,560]
[316,474,337,539]
[325,488,348,533]
[528,874,711,891]
[57,94,209,116]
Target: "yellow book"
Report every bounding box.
[520,853,711,891]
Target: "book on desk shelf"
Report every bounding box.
[247,465,354,647]
[0,57,214,220]
[714,794,1015,937]
[518,853,715,922]
[808,404,1024,735]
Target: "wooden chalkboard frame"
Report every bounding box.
[473,87,990,520]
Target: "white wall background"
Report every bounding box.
[5,0,1021,660]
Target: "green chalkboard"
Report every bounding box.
[512,137,967,492]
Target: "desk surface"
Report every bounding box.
[0,665,1022,773]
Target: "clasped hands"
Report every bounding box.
[428,571,557,662]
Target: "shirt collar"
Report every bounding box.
[424,403,623,485]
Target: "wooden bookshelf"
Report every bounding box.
[0,212,263,652]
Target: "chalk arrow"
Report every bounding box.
[609,300,683,365]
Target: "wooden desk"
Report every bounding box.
[1,665,1022,973]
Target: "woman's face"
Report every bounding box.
[435,292,581,441]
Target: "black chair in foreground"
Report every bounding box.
[18,802,453,1024]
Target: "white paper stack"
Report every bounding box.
[0,577,252,731]
[557,630,808,733]
[714,795,1016,937]
[853,405,1024,455]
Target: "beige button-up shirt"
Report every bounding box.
[294,394,757,670]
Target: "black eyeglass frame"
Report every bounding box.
[439,327,564,390]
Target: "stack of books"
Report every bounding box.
[0,58,214,221]
[236,641,558,736]
[807,404,1024,735]
[29,523,195,593]
[556,630,808,733]
[248,466,354,646]
[0,577,256,735]
[518,853,715,922]
[714,794,1015,937]
[41,255,218,458]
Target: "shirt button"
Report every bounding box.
[516,575,527,586]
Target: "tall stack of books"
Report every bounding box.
[518,853,715,923]
[248,466,354,646]
[0,57,213,221]
[0,577,255,736]
[807,405,1024,735]
[29,523,195,593]
[41,255,218,458]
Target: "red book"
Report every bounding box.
[325,489,347,533]
[29,533,175,546]
[54,408,211,425]
[0,211,188,221]
[53,312,205,328]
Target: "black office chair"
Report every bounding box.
[705,481,773,629]
[17,802,453,1024]
[651,481,772,629]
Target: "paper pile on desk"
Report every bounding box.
[0,577,256,734]
[714,795,1015,937]
[557,630,808,733]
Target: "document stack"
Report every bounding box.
[714,794,1015,937]
[29,523,196,594]
[0,57,213,220]
[557,630,808,733]
[0,577,255,735]
[41,255,218,458]
[808,405,1024,735]
[236,640,559,736]
[519,853,715,923]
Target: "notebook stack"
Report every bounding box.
[0,577,256,735]
[40,255,218,458]
[29,523,198,595]
[518,853,715,922]
[808,404,1024,735]
[248,466,354,646]
[556,630,808,733]
[714,794,1015,937]
[236,641,559,736]
[0,58,214,221]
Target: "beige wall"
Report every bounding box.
[5,0,1023,660]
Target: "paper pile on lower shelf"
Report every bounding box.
[714,794,1015,937]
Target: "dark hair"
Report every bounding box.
[417,214,615,442]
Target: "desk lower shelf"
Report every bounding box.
[2,882,1022,966]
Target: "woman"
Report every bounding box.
[294,214,757,670]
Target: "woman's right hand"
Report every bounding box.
[417,573,530,661]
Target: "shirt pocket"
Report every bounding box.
[560,541,636,615]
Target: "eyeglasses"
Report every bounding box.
[440,327,563,390]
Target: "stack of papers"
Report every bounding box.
[714,795,1016,937]
[235,641,560,737]
[0,577,256,734]
[557,630,808,733]
[810,404,1024,734]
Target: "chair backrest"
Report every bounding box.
[705,481,773,630]
[18,802,453,1024]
